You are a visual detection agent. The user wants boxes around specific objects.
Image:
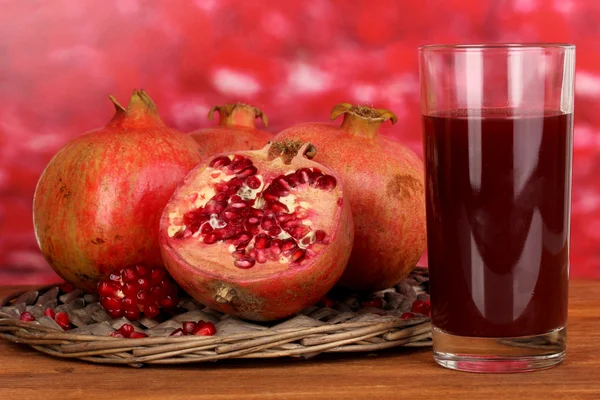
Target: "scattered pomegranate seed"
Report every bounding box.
[129,332,148,339]
[43,308,56,319]
[193,321,217,336]
[319,296,336,308]
[412,300,431,316]
[400,312,415,320]
[19,312,36,322]
[117,323,135,338]
[110,331,125,338]
[97,265,179,321]
[183,321,198,335]
[361,298,383,308]
[169,328,185,337]
[55,312,71,330]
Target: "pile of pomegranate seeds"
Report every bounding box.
[97,265,178,320]
[170,155,335,269]
[19,308,71,330]
[170,320,216,337]
[110,323,148,339]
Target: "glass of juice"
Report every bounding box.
[419,44,575,373]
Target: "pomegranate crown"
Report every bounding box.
[208,103,269,128]
[330,103,398,124]
[108,89,163,126]
[330,103,397,138]
[266,140,317,164]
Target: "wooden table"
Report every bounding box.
[1,281,599,400]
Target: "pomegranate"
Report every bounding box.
[189,103,273,155]
[275,103,426,292]
[33,89,203,291]
[97,265,179,320]
[159,141,354,321]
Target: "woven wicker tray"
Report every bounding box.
[0,267,431,367]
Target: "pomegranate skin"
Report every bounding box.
[275,104,426,292]
[159,142,354,321]
[189,103,273,155]
[33,90,203,291]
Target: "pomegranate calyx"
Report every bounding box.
[267,140,317,164]
[331,103,397,139]
[208,103,269,129]
[108,89,163,127]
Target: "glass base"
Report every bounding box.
[433,325,566,373]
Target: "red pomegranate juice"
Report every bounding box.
[423,109,572,338]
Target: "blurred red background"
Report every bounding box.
[1,0,599,285]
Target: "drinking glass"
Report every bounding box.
[419,44,575,373]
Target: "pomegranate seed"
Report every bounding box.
[270,239,283,248]
[159,295,178,308]
[130,332,148,339]
[281,218,301,229]
[412,300,431,316]
[105,308,124,319]
[277,214,294,223]
[170,328,185,337]
[201,223,213,234]
[232,250,246,259]
[100,296,122,311]
[262,192,280,202]
[122,297,139,310]
[265,200,289,214]
[237,165,258,178]
[44,308,56,319]
[135,265,150,277]
[290,226,311,240]
[121,267,138,282]
[254,234,271,249]
[124,308,141,320]
[55,312,70,330]
[98,281,121,297]
[19,312,36,322]
[319,296,336,308]
[234,257,256,269]
[285,173,301,187]
[267,226,282,237]
[281,239,297,252]
[205,200,227,215]
[122,282,138,297]
[118,323,135,338]
[246,176,261,189]
[137,278,151,290]
[193,321,217,336]
[230,201,248,209]
[277,177,291,191]
[150,268,166,284]
[108,273,120,282]
[255,250,267,264]
[401,312,415,320]
[203,233,218,244]
[145,304,160,319]
[183,321,198,335]
[223,210,240,220]
[315,230,326,243]
[209,156,231,168]
[261,217,276,230]
[110,331,125,338]
[362,298,383,308]
[314,175,337,191]
[297,168,311,183]
[213,192,229,202]
[290,249,306,263]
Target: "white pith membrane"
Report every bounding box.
[165,153,341,279]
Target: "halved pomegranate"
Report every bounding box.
[159,141,354,321]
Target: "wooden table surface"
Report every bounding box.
[1,281,599,400]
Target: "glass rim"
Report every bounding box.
[419,43,575,52]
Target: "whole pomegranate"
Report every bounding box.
[275,104,426,292]
[33,89,203,291]
[189,103,273,155]
[159,141,354,321]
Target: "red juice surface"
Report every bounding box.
[422,109,572,338]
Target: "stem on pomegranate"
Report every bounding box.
[330,103,397,139]
[208,103,269,129]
